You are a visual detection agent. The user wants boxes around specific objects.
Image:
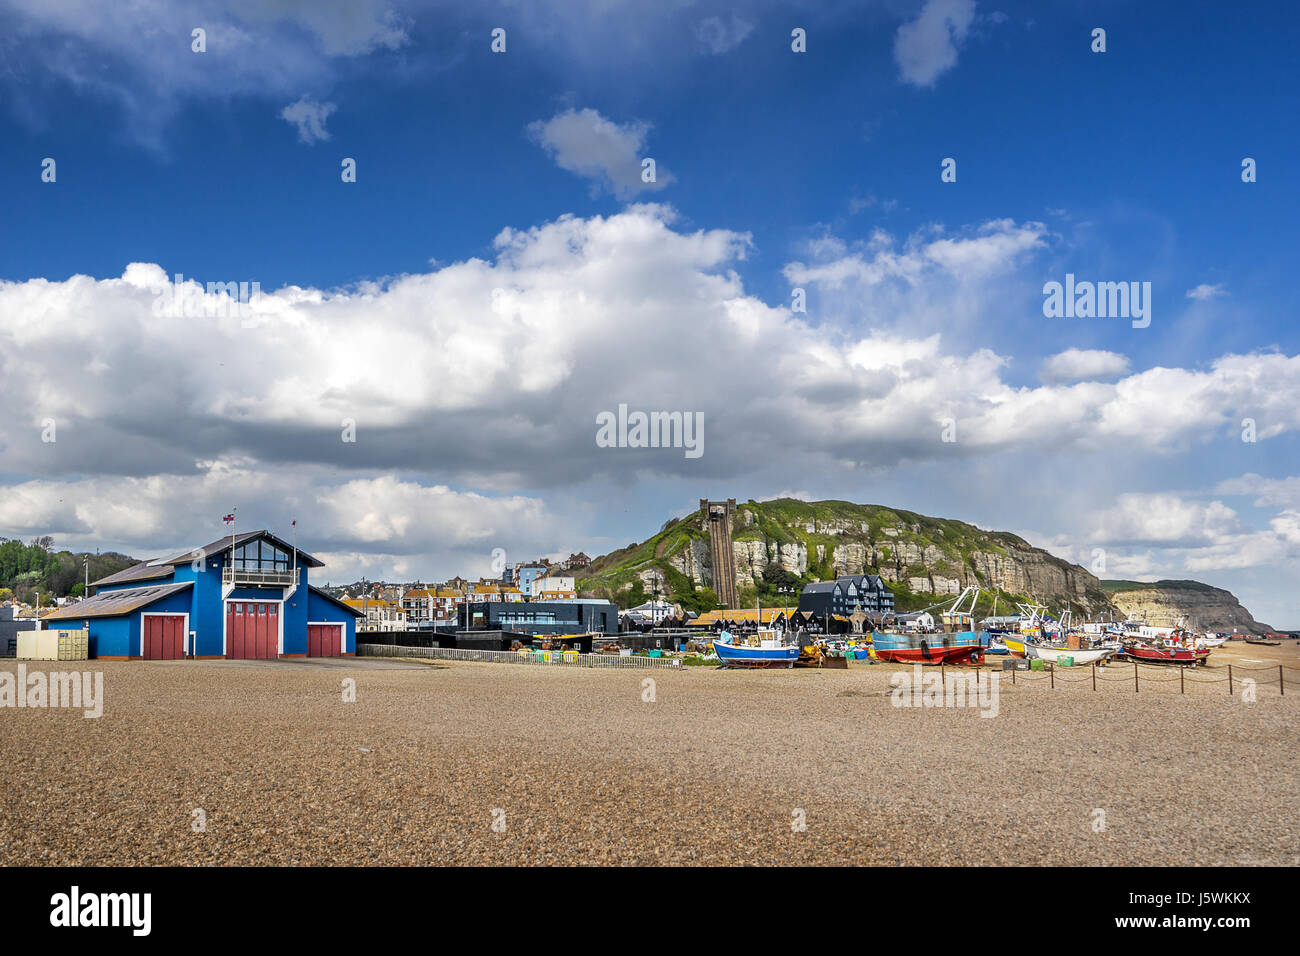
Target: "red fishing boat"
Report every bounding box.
[1122,642,1211,666]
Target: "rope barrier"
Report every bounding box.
[971,657,1298,696]
[901,653,1297,698]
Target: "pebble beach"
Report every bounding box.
[2,643,1296,866]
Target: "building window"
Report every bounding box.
[233,540,292,572]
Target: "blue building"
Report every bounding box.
[510,564,549,593]
[41,530,361,660]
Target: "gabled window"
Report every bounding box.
[232,538,292,572]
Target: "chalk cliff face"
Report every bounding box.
[583,498,1113,614]
[1104,581,1272,635]
[723,532,1102,608]
[579,499,1267,625]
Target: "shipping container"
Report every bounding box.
[57,630,89,661]
[17,631,60,660]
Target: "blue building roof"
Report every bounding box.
[44,581,193,620]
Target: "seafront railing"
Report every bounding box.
[358,643,682,669]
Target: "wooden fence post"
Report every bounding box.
[1180,666,1185,695]
[1050,663,1055,689]
[1281,666,1285,697]
[1227,664,1233,696]
[1092,662,1096,692]
[1134,660,1139,694]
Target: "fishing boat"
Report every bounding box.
[871,587,986,665]
[869,631,984,664]
[1198,633,1228,649]
[1023,640,1117,665]
[1122,642,1210,666]
[985,636,1010,655]
[711,629,799,669]
[998,635,1028,657]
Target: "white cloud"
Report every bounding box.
[893,0,978,88]
[528,108,673,199]
[280,98,337,144]
[1091,494,1242,547]
[1082,491,1300,578]
[0,461,556,583]
[784,218,1046,288]
[3,207,1298,495]
[1216,473,1300,509]
[1040,348,1130,384]
[694,14,754,54]
[1186,283,1228,300]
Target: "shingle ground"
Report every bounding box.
[1,644,1296,865]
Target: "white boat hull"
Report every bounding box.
[1025,643,1117,665]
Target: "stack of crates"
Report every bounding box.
[1029,658,1045,671]
[58,630,89,661]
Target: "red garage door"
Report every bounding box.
[227,602,279,659]
[307,624,343,657]
[142,615,186,660]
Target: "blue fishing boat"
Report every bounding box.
[711,629,799,669]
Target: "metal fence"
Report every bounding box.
[358,643,682,669]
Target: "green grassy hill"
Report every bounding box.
[579,498,1112,617]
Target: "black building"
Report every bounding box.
[459,599,619,636]
[798,575,894,619]
[1,607,37,657]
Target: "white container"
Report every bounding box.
[17,631,60,660]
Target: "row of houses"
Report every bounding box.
[393,575,576,627]
[327,574,581,631]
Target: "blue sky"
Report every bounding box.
[1,0,1298,626]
